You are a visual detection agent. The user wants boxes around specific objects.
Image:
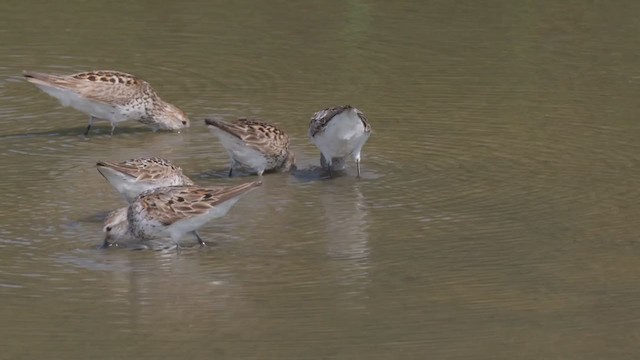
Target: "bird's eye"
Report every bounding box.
[106,226,112,232]
[182,120,187,125]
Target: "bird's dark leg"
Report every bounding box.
[228,160,235,177]
[356,159,361,178]
[84,116,95,136]
[194,231,206,247]
[320,153,333,178]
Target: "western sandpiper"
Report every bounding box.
[102,204,204,250]
[205,118,295,176]
[103,181,262,250]
[103,206,128,237]
[97,157,194,203]
[308,105,372,178]
[23,70,189,136]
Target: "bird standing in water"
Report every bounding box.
[24,70,189,136]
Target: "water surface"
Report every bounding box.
[1,1,640,359]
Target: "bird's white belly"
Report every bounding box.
[165,198,241,240]
[35,83,129,122]
[98,167,150,203]
[313,116,368,159]
[215,131,268,172]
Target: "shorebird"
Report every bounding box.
[205,118,295,176]
[102,206,128,241]
[96,157,194,203]
[308,105,371,177]
[103,181,262,250]
[23,70,189,135]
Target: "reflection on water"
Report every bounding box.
[322,183,370,299]
[2,0,640,359]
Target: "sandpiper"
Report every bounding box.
[102,206,128,238]
[205,118,295,176]
[103,181,262,250]
[308,105,372,177]
[97,157,194,203]
[23,70,189,135]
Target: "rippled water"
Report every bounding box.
[2,1,640,359]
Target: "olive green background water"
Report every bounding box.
[1,1,640,359]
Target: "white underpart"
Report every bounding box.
[97,167,156,203]
[163,197,243,244]
[31,82,136,124]
[210,128,268,174]
[311,109,370,167]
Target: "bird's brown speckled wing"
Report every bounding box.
[137,181,262,226]
[353,108,372,133]
[96,157,192,183]
[205,118,290,155]
[309,105,372,137]
[23,70,150,106]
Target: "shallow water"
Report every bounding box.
[2,1,640,359]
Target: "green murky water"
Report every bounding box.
[2,1,640,358]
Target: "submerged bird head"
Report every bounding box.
[102,207,132,247]
[151,101,190,131]
[102,209,154,249]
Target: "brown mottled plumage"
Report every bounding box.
[205,118,295,176]
[309,105,371,137]
[104,181,262,249]
[23,70,189,135]
[97,157,194,203]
